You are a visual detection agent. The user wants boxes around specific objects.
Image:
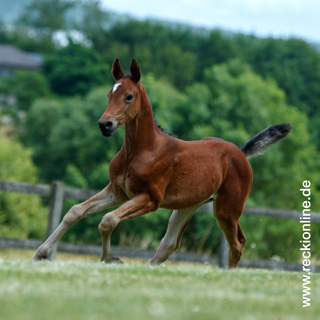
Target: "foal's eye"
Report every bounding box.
[125,94,134,102]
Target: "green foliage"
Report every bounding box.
[242,215,319,262]
[0,138,47,239]
[22,86,121,185]
[1,3,320,146]
[17,0,75,37]
[0,0,75,53]
[0,23,55,53]
[90,19,202,89]
[43,43,111,96]
[234,36,320,148]
[197,30,238,73]
[22,98,63,181]
[143,74,188,133]
[235,37,320,115]
[203,60,320,209]
[0,70,50,112]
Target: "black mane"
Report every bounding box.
[154,119,166,133]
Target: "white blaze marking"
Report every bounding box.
[112,83,121,93]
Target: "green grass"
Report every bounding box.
[0,250,319,320]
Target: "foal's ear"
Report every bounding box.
[130,59,141,83]
[112,59,124,81]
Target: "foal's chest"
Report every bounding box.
[109,155,152,199]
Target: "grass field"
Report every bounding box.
[0,249,319,320]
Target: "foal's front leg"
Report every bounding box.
[98,193,157,263]
[32,184,126,261]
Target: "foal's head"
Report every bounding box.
[98,59,142,137]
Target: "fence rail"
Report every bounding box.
[1,237,319,273]
[0,180,97,200]
[1,179,319,272]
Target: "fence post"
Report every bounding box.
[218,231,229,269]
[46,181,65,261]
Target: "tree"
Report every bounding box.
[0,137,47,239]
[22,98,64,182]
[17,0,75,38]
[86,19,199,89]
[73,0,113,46]
[42,42,111,96]
[197,30,238,78]
[0,22,55,53]
[234,36,320,149]
[0,71,50,113]
[200,60,320,261]
[22,86,118,184]
[203,60,320,207]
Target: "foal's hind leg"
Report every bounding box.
[32,183,126,261]
[214,185,250,268]
[150,205,199,265]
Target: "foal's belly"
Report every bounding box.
[159,164,223,210]
[160,191,214,210]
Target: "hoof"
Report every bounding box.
[31,249,48,262]
[111,256,124,264]
[31,255,47,262]
[101,256,124,264]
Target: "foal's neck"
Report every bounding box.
[124,85,161,159]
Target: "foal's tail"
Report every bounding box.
[241,123,292,158]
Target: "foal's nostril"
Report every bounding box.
[98,120,115,137]
[105,121,113,129]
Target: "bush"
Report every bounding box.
[0,138,47,239]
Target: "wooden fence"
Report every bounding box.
[1,179,320,272]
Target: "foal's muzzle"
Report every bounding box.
[98,120,116,137]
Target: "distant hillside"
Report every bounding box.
[0,0,121,30]
[313,42,320,52]
[1,0,319,53]
[0,0,30,25]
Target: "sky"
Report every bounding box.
[101,0,320,42]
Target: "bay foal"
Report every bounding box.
[33,59,291,268]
